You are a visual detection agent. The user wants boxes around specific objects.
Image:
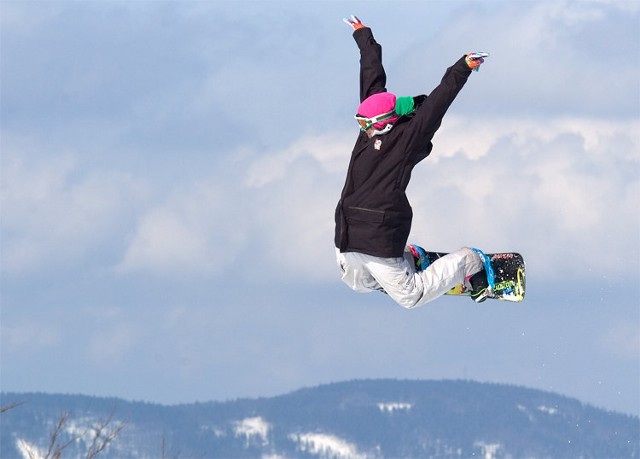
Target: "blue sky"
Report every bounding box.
[1,0,639,416]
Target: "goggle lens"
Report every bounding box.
[355,117,372,130]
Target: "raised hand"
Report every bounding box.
[343,15,366,31]
[466,52,489,72]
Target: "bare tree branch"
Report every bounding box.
[85,409,126,459]
[3,402,125,458]
[0,401,24,414]
[44,411,76,459]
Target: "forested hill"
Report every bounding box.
[2,379,638,458]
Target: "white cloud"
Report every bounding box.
[115,132,353,279]
[242,132,352,281]
[117,180,247,276]
[119,206,210,273]
[237,115,638,282]
[244,131,352,188]
[113,114,624,284]
[1,145,149,276]
[411,115,639,278]
[432,116,636,161]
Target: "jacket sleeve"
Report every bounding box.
[353,28,387,103]
[410,55,472,142]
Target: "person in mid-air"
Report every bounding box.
[335,16,494,308]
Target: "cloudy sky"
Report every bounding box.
[2,0,638,416]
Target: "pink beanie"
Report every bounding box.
[357,92,399,129]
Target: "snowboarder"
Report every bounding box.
[335,16,494,308]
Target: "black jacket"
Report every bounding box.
[334,28,473,258]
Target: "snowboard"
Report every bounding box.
[425,251,526,302]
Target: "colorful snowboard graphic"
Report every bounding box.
[425,251,526,302]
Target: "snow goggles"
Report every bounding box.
[354,110,395,131]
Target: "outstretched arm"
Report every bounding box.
[411,52,489,142]
[344,16,387,103]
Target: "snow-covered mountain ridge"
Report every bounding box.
[2,379,638,458]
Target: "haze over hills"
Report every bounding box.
[1,379,638,458]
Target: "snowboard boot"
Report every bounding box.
[407,244,430,272]
[469,270,491,303]
[469,248,496,303]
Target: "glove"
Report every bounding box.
[343,15,366,31]
[466,52,489,72]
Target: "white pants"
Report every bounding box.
[336,247,483,309]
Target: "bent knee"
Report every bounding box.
[387,274,426,309]
[389,285,423,309]
[395,297,421,309]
